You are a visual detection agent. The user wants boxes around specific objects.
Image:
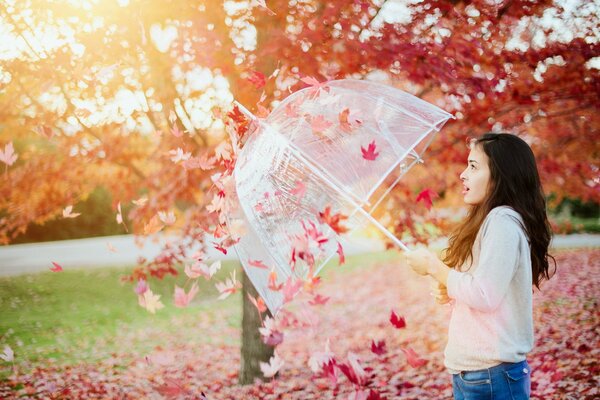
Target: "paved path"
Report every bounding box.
[0,233,598,277]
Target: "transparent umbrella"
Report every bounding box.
[225,79,453,315]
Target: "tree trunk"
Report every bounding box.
[239,268,274,385]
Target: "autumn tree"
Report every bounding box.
[1,0,598,384]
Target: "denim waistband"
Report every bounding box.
[480,360,527,374]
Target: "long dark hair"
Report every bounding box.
[443,133,556,289]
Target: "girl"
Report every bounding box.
[405,133,555,400]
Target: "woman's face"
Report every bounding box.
[460,144,491,205]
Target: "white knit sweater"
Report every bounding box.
[445,206,534,374]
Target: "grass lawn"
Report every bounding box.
[0,251,400,373]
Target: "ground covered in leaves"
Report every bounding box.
[1,249,598,399]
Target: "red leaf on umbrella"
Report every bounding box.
[416,188,438,210]
[247,70,266,88]
[248,259,269,269]
[50,262,63,272]
[319,206,349,234]
[284,101,299,117]
[339,108,359,133]
[361,140,379,161]
[371,339,387,356]
[390,310,406,329]
[400,346,428,368]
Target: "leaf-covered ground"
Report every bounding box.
[1,249,598,399]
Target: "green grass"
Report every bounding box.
[0,251,400,373]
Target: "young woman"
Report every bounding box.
[405,133,555,400]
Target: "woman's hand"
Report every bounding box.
[405,248,451,286]
[430,281,451,305]
[405,248,438,276]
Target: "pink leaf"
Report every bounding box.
[50,262,63,272]
[400,346,428,368]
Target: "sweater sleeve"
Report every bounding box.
[446,212,522,312]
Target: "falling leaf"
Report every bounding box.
[139,289,164,314]
[248,259,269,269]
[400,346,428,368]
[259,317,284,346]
[0,345,14,362]
[215,270,242,299]
[260,351,284,378]
[132,197,148,206]
[0,142,18,167]
[174,282,199,308]
[268,269,283,291]
[308,293,330,306]
[169,148,191,163]
[62,205,81,219]
[158,211,176,225]
[74,108,92,118]
[248,293,267,314]
[35,125,54,139]
[308,339,335,373]
[168,110,177,124]
[390,310,406,329]
[144,215,165,235]
[337,242,345,265]
[282,277,303,303]
[213,242,228,255]
[247,70,266,88]
[337,352,367,386]
[185,260,221,280]
[256,103,269,118]
[361,140,379,161]
[319,206,349,234]
[116,202,123,224]
[416,188,439,211]
[106,242,118,253]
[135,279,148,295]
[170,124,184,137]
[370,339,387,356]
[50,262,63,272]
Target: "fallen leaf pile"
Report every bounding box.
[1,249,597,399]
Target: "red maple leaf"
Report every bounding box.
[389,310,406,329]
[50,261,63,272]
[361,140,379,161]
[416,188,439,210]
[318,206,349,234]
[370,339,387,356]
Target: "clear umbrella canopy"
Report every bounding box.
[226,79,453,315]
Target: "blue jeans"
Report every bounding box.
[452,360,531,400]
